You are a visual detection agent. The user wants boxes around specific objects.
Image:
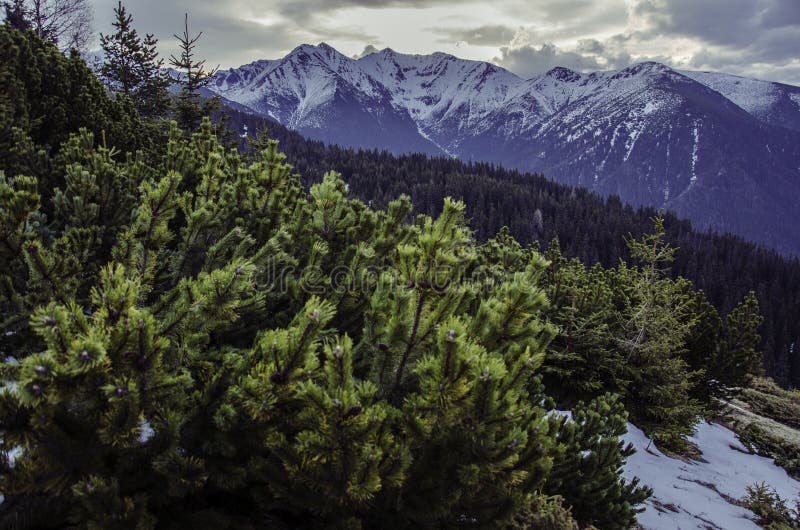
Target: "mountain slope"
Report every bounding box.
[212,44,443,155]
[207,45,800,254]
[680,69,800,132]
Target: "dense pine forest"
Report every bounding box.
[0,10,798,529]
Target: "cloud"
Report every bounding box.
[493,43,603,77]
[271,0,484,18]
[492,37,638,78]
[88,0,800,85]
[353,44,379,58]
[429,24,520,46]
[491,0,800,83]
[631,0,800,73]
[90,0,377,68]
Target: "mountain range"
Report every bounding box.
[206,43,800,255]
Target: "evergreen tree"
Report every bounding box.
[168,13,218,132]
[613,217,702,450]
[100,2,170,119]
[3,0,30,31]
[542,240,627,406]
[710,293,764,398]
[545,394,651,529]
[0,24,149,187]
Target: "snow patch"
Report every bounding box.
[624,421,800,530]
[643,101,660,115]
[690,122,700,183]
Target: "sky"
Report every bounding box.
[88,0,800,84]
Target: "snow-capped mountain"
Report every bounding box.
[680,70,800,132]
[209,44,800,255]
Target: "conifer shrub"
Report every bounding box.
[0,121,648,528]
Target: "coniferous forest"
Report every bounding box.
[0,8,798,529]
[227,109,800,390]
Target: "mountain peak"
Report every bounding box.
[289,42,343,59]
[545,66,581,82]
[616,61,673,78]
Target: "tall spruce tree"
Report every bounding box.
[542,240,627,407]
[708,293,764,398]
[168,13,217,132]
[613,217,703,451]
[100,2,170,119]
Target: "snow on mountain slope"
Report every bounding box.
[357,48,520,126]
[623,421,800,530]
[213,44,443,154]
[213,43,380,127]
[681,70,800,131]
[207,44,800,255]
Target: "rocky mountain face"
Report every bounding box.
[208,44,800,254]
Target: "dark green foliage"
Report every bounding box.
[99,1,171,118]
[0,24,150,186]
[224,108,800,391]
[540,219,753,450]
[0,110,648,527]
[542,242,626,406]
[545,395,651,530]
[612,219,703,450]
[741,482,800,529]
[168,14,218,133]
[0,30,778,527]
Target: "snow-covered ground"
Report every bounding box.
[624,421,800,530]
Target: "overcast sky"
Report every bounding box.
[88,0,800,84]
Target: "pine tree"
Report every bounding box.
[542,240,627,406]
[711,293,763,398]
[614,217,703,451]
[168,13,218,133]
[0,32,663,525]
[545,394,651,529]
[100,2,170,119]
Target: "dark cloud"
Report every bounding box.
[634,0,759,46]
[87,0,800,85]
[633,0,799,61]
[429,25,519,47]
[760,0,800,29]
[272,0,482,18]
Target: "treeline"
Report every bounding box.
[227,109,800,388]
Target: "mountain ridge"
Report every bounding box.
[208,44,800,255]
